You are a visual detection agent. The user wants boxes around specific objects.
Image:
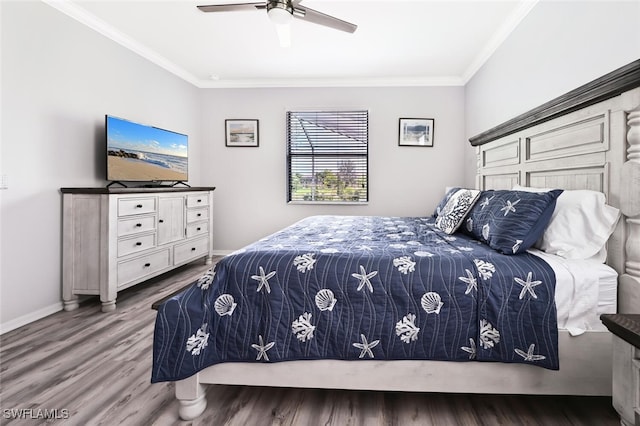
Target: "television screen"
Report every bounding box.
[106,115,188,182]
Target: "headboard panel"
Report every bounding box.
[525,112,609,162]
[471,60,640,314]
[527,166,608,193]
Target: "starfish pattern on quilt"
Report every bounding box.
[461,338,477,360]
[251,266,276,294]
[352,334,380,359]
[458,269,478,295]
[514,343,546,361]
[151,215,563,383]
[514,272,542,300]
[352,265,378,293]
[251,335,275,361]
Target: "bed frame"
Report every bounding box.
[172,61,640,421]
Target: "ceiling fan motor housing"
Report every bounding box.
[267,1,293,14]
[267,1,294,25]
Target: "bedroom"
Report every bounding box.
[1,0,639,424]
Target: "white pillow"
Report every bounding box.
[513,185,620,260]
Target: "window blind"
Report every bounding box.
[287,110,368,203]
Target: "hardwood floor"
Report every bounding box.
[1,259,621,426]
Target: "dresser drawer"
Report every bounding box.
[118,197,156,217]
[186,194,209,208]
[186,221,209,238]
[186,208,209,223]
[117,249,170,287]
[117,216,156,237]
[174,237,209,265]
[117,233,156,257]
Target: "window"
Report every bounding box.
[287,110,368,203]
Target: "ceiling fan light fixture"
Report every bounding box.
[267,1,293,25]
[275,24,291,48]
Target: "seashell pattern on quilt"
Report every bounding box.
[152,215,559,383]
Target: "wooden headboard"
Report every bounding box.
[470,60,640,314]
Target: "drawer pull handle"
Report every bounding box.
[136,223,142,227]
[144,263,151,267]
[191,247,196,251]
[136,242,142,246]
[197,227,201,231]
[197,199,202,203]
[197,213,202,217]
[136,204,143,208]
[159,219,164,223]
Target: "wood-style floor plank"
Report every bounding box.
[0,259,621,425]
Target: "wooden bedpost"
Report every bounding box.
[475,146,482,190]
[619,101,640,314]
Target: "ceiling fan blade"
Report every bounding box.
[197,3,267,13]
[293,5,357,33]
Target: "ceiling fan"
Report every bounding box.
[197,1,358,34]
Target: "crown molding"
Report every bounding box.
[196,76,465,89]
[461,0,538,84]
[42,0,201,87]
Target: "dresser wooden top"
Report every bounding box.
[60,186,216,194]
[600,314,640,349]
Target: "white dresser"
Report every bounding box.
[61,187,216,312]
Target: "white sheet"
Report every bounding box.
[528,248,618,335]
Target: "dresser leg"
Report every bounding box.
[62,298,79,311]
[101,300,116,312]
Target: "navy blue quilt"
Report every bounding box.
[152,215,558,383]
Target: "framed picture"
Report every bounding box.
[225,119,259,147]
[398,118,434,147]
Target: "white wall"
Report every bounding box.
[201,87,466,251]
[0,1,202,331]
[463,0,640,187]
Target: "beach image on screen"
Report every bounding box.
[107,116,188,181]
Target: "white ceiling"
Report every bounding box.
[45,0,538,88]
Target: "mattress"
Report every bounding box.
[528,248,618,334]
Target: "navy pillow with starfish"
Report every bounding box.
[462,189,563,255]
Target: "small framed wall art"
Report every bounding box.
[398,118,434,147]
[225,119,259,147]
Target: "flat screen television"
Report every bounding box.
[106,115,188,183]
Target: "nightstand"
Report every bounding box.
[601,314,640,426]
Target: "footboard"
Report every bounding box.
[173,329,613,419]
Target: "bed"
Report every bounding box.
[152,60,640,421]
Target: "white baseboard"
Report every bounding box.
[1,254,232,334]
[0,302,63,335]
[212,250,233,256]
